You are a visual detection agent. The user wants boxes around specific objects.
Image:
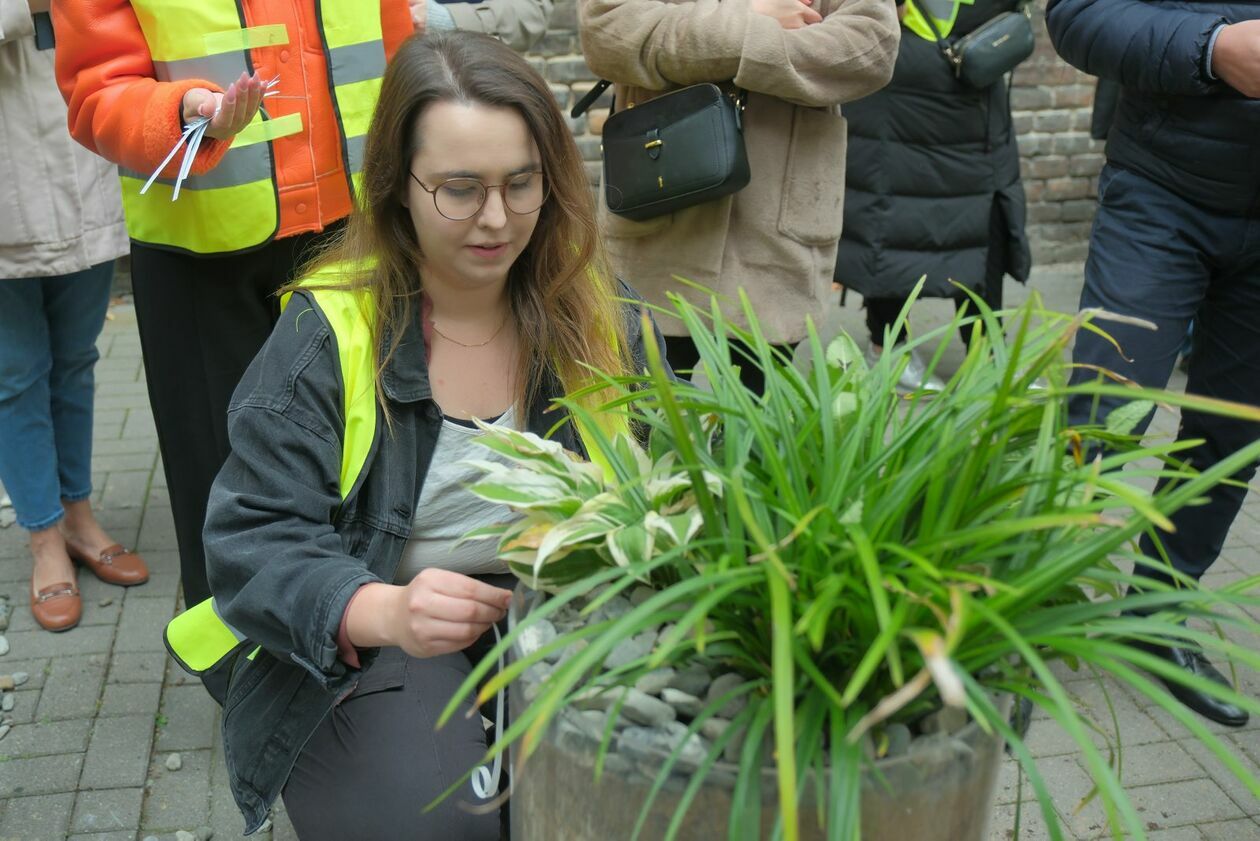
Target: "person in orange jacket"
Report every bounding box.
[52,0,550,648]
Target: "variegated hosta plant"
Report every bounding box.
[462,430,717,591]
[440,285,1260,841]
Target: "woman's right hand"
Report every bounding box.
[348,569,513,658]
[181,71,265,141]
[751,0,823,29]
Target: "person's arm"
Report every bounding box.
[578,0,898,108]
[1210,21,1260,98]
[441,0,553,51]
[50,0,265,176]
[0,0,38,44]
[1045,0,1227,95]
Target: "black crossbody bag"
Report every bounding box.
[920,2,1035,90]
[571,80,751,222]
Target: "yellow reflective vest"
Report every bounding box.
[903,0,973,42]
[120,0,387,254]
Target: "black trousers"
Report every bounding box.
[1069,164,1260,585]
[664,334,795,396]
[131,229,335,608]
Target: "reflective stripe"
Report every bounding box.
[120,142,272,192]
[329,40,387,86]
[345,133,367,174]
[203,23,289,54]
[131,1,244,61]
[319,4,384,47]
[904,0,968,41]
[153,52,248,85]
[163,598,247,675]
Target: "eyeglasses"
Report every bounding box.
[409,171,549,221]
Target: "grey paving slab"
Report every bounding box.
[80,715,154,790]
[140,749,212,831]
[107,652,167,685]
[0,792,76,841]
[1,688,41,727]
[98,683,162,719]
[0,658,50,690]
[113,597,176,654]
[153,686,217,753]
[1199,819,1260,841]
[135,509,178,553]
[100,471,154,512]
[2,627,113,660]
[65,832,140,841]
[0,754,84,798]
[37,655,108,722]
[0,718,92,759]
[71,787,144,834]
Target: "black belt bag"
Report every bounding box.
[571,81,751,222]
[921,5,1035,90]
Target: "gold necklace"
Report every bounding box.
[430,313,509,348]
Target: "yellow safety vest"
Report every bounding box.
[121,0,386,254]
[164,270,631,676]
[903,0,974,42]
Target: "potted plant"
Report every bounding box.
[440,288,1260,840]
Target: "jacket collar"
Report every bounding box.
[380,301,433,404]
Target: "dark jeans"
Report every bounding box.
[1068,164,1260,586]
[131,229,335,608]
[664,334,794,395]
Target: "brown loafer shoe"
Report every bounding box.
[31,581,81,632]
[68,543,149,586]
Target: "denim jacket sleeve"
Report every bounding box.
[204,291,382,689]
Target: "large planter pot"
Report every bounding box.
[506,591,1009,841]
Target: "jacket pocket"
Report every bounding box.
[776,108,848,247]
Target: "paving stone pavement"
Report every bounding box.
[0,265,1257,840]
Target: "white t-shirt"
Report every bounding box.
[393,407,522,583]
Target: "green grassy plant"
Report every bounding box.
[440,286,1260,841]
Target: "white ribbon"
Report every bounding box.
[141,77,281,201]
[471,622,507,801]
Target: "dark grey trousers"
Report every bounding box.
[281,624,511,839]
[1068,164,1260,586]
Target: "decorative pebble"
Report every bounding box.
[571,686,622,712]
[0,635,8,656]
[919,706,968,736]
[660,687,705,719]
[628,586,655,607]
[604,630,657,670]
[666,663,711,698]
[620,688,676,728]
[0,598,9,632]
[0,677,11,692]
[884,723,912,758]
[617,721,707,770]
[1,693,13,712]
[142,836,159,841]
[517,619,557,660]
[705,673,747,719]
[175,831,197,841]
[591,595,633,625]
[633,667,675,696]
[196,826,215,841]
[700,717,730,743]
[0,724,10,741]
[11,671,27,687]
[98,597,114,608]
[165,752,183,771]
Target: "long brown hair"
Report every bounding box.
[293,31,628,421]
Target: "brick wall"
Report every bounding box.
[527,0,1104,267]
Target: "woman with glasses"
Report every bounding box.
[199,31,666,838]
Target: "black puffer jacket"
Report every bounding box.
[835,0,1032,300]
[1047,0,1260,216]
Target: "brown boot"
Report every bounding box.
[68,543,149,587]
[31,580,81,632]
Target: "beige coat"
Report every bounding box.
[579,0,899,342]
[0,0,127,280]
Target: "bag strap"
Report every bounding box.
[571,80,748,120]
[916,1,963,77]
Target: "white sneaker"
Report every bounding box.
[865,343,945,393]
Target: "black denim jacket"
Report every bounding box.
[204,286,662,833]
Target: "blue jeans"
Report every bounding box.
[1069,165,1260,585]
[0,262,114,531]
